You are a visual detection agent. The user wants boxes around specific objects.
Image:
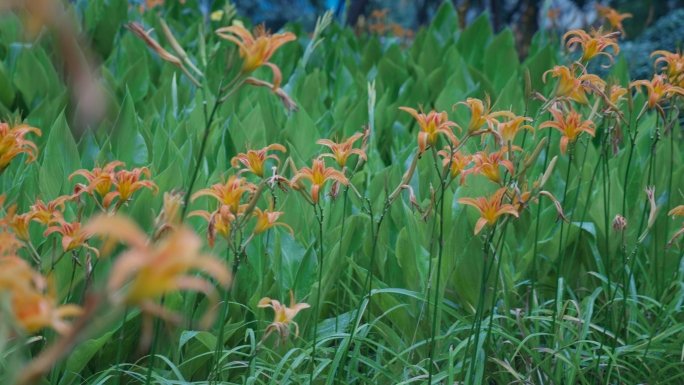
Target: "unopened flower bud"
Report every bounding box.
[613,215,627,234]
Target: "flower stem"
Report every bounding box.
[114,307,130,385]
[309,202,325,382]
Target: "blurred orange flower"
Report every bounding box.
[543,65,605,104]
[70,161,126,198]
[564,29,619,65]
[44,219,98,256]
[29,196,70,227]
[103,167,158,211]
[1,205,33,242]
[651,50,684,86]
[188,205,236,248]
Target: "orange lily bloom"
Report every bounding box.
[631,74,684,109]
[471,148,516,185]
[437,148,472,184]
[188,205,236,248]
[651,50,684,86]
[1,205,33,242]
[543,65,605,104]
[29,196,70,226]
[0,256,82,335]
[252,203,293,236]
[44,219,99,256]
[103,167,158,210]
[564,29,619,65]
[192,175,257,214]
[290,158,348,203]
[399,106,460,154]
[0,232,23,256]
[215,23,296,90]
[453,95,515,135]
[231,143,286,178]
[457,187,519,235]
[86,215,231,328]
[597,5,632,36]
[539,108,595,155]
[258,291,310,346]
[493,116,535,146]
[669,206,684,218]
[609,84,628,105]
[0,122,41,172]
[69,160,126,198]
[317,132,367,168]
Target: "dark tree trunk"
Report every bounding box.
[345,0,369,26]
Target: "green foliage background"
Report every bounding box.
[1,0,683,383]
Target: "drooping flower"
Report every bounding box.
[290,158,348,204]
[0,122,41,173]
[651,50,684,86]
[215,23,296,90]
[252,203,293,236]
[191,175,257,214]
[44,219,99,256]
[1,205,33,242]
[258,291,310,347]
[399,106,460,154]
[86,215,231,328]
[457,187,519,235]
[29,196,70,227]
[188,205,236,248]
[453,95,515,135]
[539,108,595,154]
[0,256,82,335]
[317,132,367,168]
[596,5,632,36]
[69,161,126,198]
[437,148,472,184]
[564,28,619,65]
[0,232,23,256]
[231,144,287,178]
[543,65,606,104]
[103,167,158,211]
[631,74,684,110]
[471,148,516,185]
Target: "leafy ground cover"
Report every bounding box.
[1,1,684,384]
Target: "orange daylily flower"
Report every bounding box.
[188,205,236,248]
[543,65,606,104]
[290,158,348,204]
[457,187,519,235]
[252,203,293,236]
[669,206,684,218]
[471,148,516,185]
[317,132,367,168]
[86,215,231,328]
[153,191,184,239]
[69,160,126,198]
[215,23,296,90]
[651,50,684,86]
[192,175,257,214]
[0,232,23,255]
[631,74,684,110]
[258,291,310,346]
[0,256,82,335]
[491,115,535,146]
[44,219,99,257]
[1,205,33,242]
[399,106,460,154]
[539,108,595,155]
[596,5,632,36]
[564,29,619,65]
[0,122,41,172]
[231,143,286,178]
[453,95,515,135]
[437,148,472,184]
[609,84,628,105]
[29,196,70,226]
[103,167,158,211]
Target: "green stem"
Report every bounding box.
[114,307,130,385]
[310,203,325,382]
[144,297,165,385]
